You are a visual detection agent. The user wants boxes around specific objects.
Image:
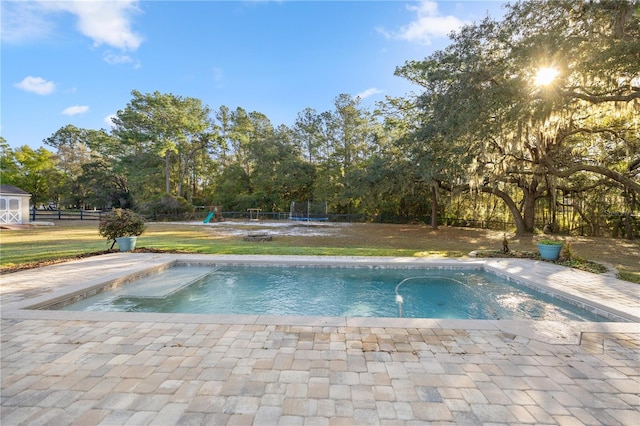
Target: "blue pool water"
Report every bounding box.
[61,266,605,321]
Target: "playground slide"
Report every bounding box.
[203,212,214,223]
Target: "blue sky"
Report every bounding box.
[1,1,507,149]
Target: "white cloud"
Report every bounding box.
[2,0,143,51]
[377,0,466,45]
[103,51,141,68]
[43,0,143,50]
[0,1,54,44]
[104,114,118,128]
[103,51,134,65]
[62,105,90,116]
[356,88,383,100]
[15,76,56,95]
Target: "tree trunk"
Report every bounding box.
[624,212,634,240]
[431,186,438,229]
[521,178,540,233]
[440,181,528,235]
[165,151,171,194]
[522,191,536,233]
[483,187,527,236]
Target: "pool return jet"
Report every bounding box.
[395,276,432,318]
[394,275,498,318]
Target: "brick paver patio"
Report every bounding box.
[1,254,639,425]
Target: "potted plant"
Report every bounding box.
[536,238,563,261]
[98,208,146,252]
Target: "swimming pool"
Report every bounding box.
[60,265,607,321]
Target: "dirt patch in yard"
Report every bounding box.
[197,221,639,270]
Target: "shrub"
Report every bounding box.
[561,240,584,262]
[98,208,146,242]
[536,238,563,245]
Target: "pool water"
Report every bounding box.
[61,265,606,321]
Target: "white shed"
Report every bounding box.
[0,185,32,225]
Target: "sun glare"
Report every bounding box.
[534,67,559,86]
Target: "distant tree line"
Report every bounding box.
[1,1,638,238]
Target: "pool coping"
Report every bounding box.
[1,254,638,346]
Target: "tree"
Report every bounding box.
[10,146,63,206]
[397,0,639,235]
[315,94,377,214]
[227,107,255,175]
[380,95,471,227]
[43,125,96,177]
[248,124,316,211]
[293,108,325,163]
[0,138,20,186]
[80,160,133,209]
[215,105,234,166]
[112,90,217,197]
[213,163,251,211]
[43,125,105,208]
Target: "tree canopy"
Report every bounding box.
[396,0,639,235]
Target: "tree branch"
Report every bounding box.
[560,89,640,104]
[542,160,640,194]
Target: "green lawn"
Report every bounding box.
[1,220,638,284]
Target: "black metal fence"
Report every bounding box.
[33,209,516,231]
[31,209,105,221]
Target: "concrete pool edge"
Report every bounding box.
[1,253,638,346]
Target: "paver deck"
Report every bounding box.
[1,254,639,425]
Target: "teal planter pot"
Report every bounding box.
[115,236,138,252]
[537,243,562,261]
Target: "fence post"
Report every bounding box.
[58,209,62,220]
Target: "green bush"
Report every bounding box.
[98,208,146,242]
[536,238,563,245]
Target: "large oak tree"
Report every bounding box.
[397,0,639,235]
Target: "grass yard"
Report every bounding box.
[1,219,639,283]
